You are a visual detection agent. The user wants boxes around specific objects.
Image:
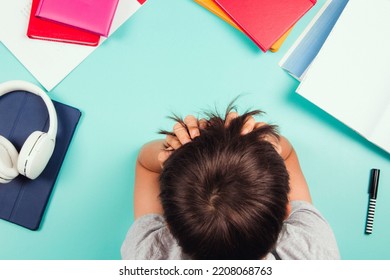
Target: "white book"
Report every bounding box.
[0,0,143,91]
[297,0,390,154]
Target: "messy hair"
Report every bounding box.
[159,103,290,259]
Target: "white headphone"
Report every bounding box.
[0,80,57,183]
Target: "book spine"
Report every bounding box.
[35,0,45,17]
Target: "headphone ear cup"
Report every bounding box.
[0,135,19,183]
[17,131,55,180]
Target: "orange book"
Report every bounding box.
[194,0,293,52]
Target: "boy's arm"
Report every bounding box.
[279,136,312,203]
[133,115,202,219]
[133,140,165,219]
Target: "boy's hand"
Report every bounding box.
[158,115,206,165]
[239,116,283,156]
[253,122,283,156]
[172,115,203,146]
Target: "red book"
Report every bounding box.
[214,0,317,52]
[27,0,100,46]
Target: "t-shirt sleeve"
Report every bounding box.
[275,200,340,260]
[120,214,185,260]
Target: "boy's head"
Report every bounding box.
[159,108,290,259]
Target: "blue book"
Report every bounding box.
[0,90,81,230]
[279,0,349,81]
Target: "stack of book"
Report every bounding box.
[27,0,121,46]
[1,0,145,90]
[280,0,390,154]
[194,0,317,52]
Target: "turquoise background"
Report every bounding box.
[0,0,389,260]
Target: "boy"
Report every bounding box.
[121,105,339,259]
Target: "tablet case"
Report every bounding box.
[36,0,120,37]
[27,0,100,46]
[214,0,317,52]
[0,90,81,230]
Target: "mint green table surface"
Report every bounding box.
[0,0,389,260]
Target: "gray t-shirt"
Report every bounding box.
[121,200,340,260]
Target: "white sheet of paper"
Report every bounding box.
[0,0,142,91]
[297,0,390,153]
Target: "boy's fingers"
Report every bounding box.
[265,135,282,155]
[253,122,281,153]
[158,150,172,166]
[173,122,191,144]
[225,111,239,127]
[241,115,256,135]
[184,115,200,139]
[254,122,267,129]
[166,134,182,149]
[198,118,208,129]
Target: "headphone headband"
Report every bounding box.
[0,80,57,138]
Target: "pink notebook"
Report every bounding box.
[27,0,100,46]
[35,0,120,37]
[214,0,317,52]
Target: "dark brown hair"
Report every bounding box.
[159,105,290,259]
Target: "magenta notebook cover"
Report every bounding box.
[35,0,120,37]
